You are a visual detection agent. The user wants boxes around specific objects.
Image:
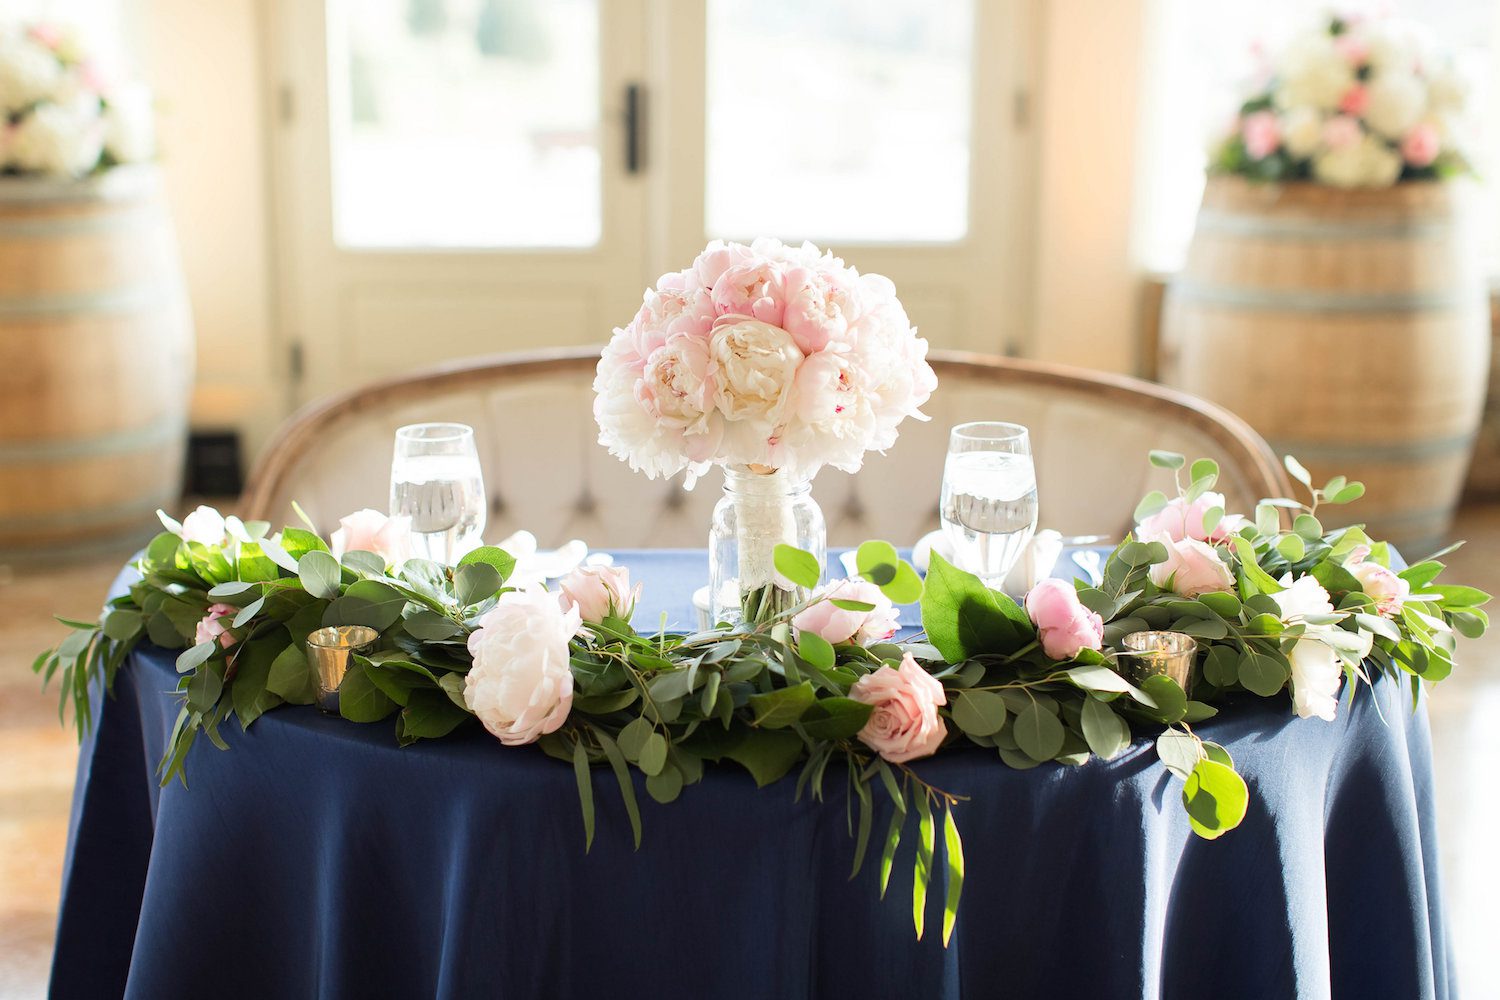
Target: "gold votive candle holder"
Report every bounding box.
[1115,630,1197,697]
[306,625,380,713]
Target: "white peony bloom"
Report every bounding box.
[103,82,154,163]
[9,98,104,177]
[1287,638,1342,721]
[708,318,803,426]
[1274,33,1352,111]
[1280,107,1324,159]
[464,589,581,746]
[177,505,228,547]
[1312,133,1402,188]
[1272,573,1335,621]
[1364,72,1427,139]
[0,35,62,115]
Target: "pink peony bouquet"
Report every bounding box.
[1211,13,1471,188]
[593,238,937,484]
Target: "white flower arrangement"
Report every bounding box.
[0,23,154,179]
[1212,13,1471,188]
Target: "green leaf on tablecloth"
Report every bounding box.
[721,729,804,787]
[102,609,143,642]
[1065,663,1135,694]
[950,689,1007,737]
[912,791,935,940]
[298,550,342,600]
[184,660,223,713]
[572,739,595,851]
[176,641,218,674]
[323,580,407,632]
[1182,758,1249,840]
[454,562,503,608]
[637,733,669,776]
[617,716,654,760]
[1203,741,1233,768]
[458,545,517,583]
[338,660,397,723]
[1156,727,1202,780]
[921,552,1033,662]
[748,681,816,729]
[402,609,461,641]
[231,638,286,730]
[799,697,874,741]
[1183,701,1219,723]
[773,544,821,590]
[593,729,643,848]
[1080,696,1129,760]
[1137,675,1188,723]
[1238,650,1288,697]
[396,689,470,744]
[1202,644,1241,689]
[1013,701,1064,762]
[941,806,965,947]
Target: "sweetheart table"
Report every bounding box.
[50,550,1452,1000]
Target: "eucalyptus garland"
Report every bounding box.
[37,453,1490,943]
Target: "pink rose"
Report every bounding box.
[1024,579,1105,661]
[710,260,787,326]
[195,603,238,648]
[1338,84,1370,116]
[1400,123,1440,167]
[1345,545,1410,616]
[1136,493,1235,544]
[1241,111,1281,160]
[848,654,947,764]
[1147,535,1235,598]
[330,509,414,568]
[793,580,900,646]
[1322,115,1362,151]
[556,564,640,623]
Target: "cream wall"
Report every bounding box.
[1029,0,1149,376]
[135,0,282,459]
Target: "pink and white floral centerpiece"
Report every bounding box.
[594,238,937,622]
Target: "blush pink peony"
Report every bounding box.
[792,580,900,646]
[195,603,238,648]
[1136,493,1239,544]
[1024,578,1105,661]
[1147,535,1235,598]
[848,653,948,764]
[1241,110,1282,159]
[330,509,414,568]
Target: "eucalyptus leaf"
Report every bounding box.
[1182,758,1249,840]
[1013,701,1065,762]
[950,689,1007,737]
[773,544,822,590]
[298,550,342,600]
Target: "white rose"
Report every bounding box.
[1287,638,1342,721]
[707,318,803,425]
[1364,72,1426,139]
[103,82,155,163]
[1272,573,1335,621]
[1313,134,1401,189]
[464,589,581,746]
[9,99,103,177]
[1274,33,1352,111]
[177,505,228,547]
[0,36,62,115]
[1281,107,1324,159]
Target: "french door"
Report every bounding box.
[269,0,1038,404]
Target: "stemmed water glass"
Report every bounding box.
[939,422,1039,587]
[390,423,486,565]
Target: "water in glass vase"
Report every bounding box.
[940,450,1038,584]
[390,454,486,564]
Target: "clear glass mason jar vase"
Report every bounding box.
[708,465,827,626]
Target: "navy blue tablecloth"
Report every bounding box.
[51,550,1452,999]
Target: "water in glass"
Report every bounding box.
[940,422,1038,585]
[390,423,486,564]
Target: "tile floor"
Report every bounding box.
[1,507,1497,999]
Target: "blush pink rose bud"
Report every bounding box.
[195,603,238,648]
[1147,535,1235,598]
[1024,579,1105,661]
[1400,123,1440,167]
[465,590,580,746]
[1338,84,1370,116]
[556,564,641,623]
[1345,545,1410,616]
[1241,111,1281,160]
[330,508,414,568]
[848,653,947,764]
[792,580,900,646]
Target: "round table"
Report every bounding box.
[50,550,1453,999]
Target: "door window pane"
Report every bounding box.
[326,0,600,248]
[705,0,975,243]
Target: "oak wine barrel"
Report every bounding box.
[1160,176,1489,554]
[0,165,193,560]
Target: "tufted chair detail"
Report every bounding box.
[241,349,1291,549]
